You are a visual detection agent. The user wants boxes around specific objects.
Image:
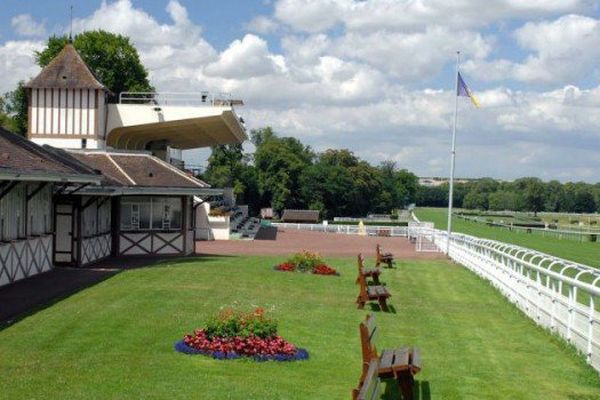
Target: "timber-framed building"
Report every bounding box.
[0,43,246,286]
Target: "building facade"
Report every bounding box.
[0,43,246,287]
[0,128,101,286]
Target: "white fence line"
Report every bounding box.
[456,214,599,243]
[428,228,600,371]
[273,222,408,237]
[272,221,599,370]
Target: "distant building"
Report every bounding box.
[281,209,320,223]
[419,177,470,187]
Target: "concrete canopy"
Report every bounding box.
[106,104,246,150]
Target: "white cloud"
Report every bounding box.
[273,0,584,33]
[11,14,46,37]
[274,0,344,33]
[333,27,492,80]
[246,16,279,34]
[464,14,600,84]
[71,0,217,89]
[0,40,43,93]
[281,34,330,66]
[205,34,284,79]
[1,0,599,181]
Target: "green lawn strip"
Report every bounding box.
[0,256,598,399]
[416,207,600,268]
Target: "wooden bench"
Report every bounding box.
[360,314,421,400]
[352,360,381,400]
[356,269,390,312]
[356,253,381,285]
[376,244,395,268]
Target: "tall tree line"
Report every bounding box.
[200,127,418,218]
[417,177,600,214]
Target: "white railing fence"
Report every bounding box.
[429,229,600,372]
[272,220,599,370]
[273,222,408,237]
[118,92,238,107]
[455,214,599,243]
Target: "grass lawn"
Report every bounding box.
[416,207,600,268]
[0,256,598,399]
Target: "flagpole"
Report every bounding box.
[446,51,460,255]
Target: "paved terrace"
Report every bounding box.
[197,228,447,259]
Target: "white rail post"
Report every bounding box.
[588,295,595,364]
[550,279,557,331]
[567,286,575,343]
[536,270,542,322]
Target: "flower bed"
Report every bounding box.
[274,251,339,276]
[175,308,308,362]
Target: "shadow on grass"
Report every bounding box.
[0,254,237,330]
[0,268,120,331]
[368,303,397,314]
[81,254,237,271]
[383,379,431,400]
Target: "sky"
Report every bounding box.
[1,0,599,183]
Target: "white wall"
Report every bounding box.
[30,137,105,149]
[194,201,231,240]
[0,235,53,287]
[30,88,103,139]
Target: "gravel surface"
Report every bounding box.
[196,228,446,259]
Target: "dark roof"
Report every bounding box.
[25,44,106,90]
[68,153,130,186]
[281,209,320,222]
[0,127,100,182]
[67,151,209,189]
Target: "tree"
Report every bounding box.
[521,178,545,215]
[375,161,418,212]
[254,135,314,212]
[201,144,261,213]
[416,185,447,207]
[250,126,276,147]
[0,96,13,131]
[203,144,245,188]
[36,31,153,98]
[2,82,28,135]
[488,191,524,211]
[299,162,355,219]
[572,188,597,213]
[544,180,564,212]
[463,190,488,210]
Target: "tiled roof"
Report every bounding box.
[67,151,209,188]
[68,153,130,186]
[281,209,320,222]
[0,127,97,179]
[25,44,106,90]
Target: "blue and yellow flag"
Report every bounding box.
[457,72,480,108]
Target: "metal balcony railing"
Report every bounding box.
[118,92,243,107]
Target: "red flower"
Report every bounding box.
[182,329,298,356]
[312,264,337,275]
[276,262,296,272]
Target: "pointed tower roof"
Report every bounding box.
[25,43,106,90]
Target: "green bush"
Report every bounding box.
[204,308,278,339]
[288,251,323,273]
